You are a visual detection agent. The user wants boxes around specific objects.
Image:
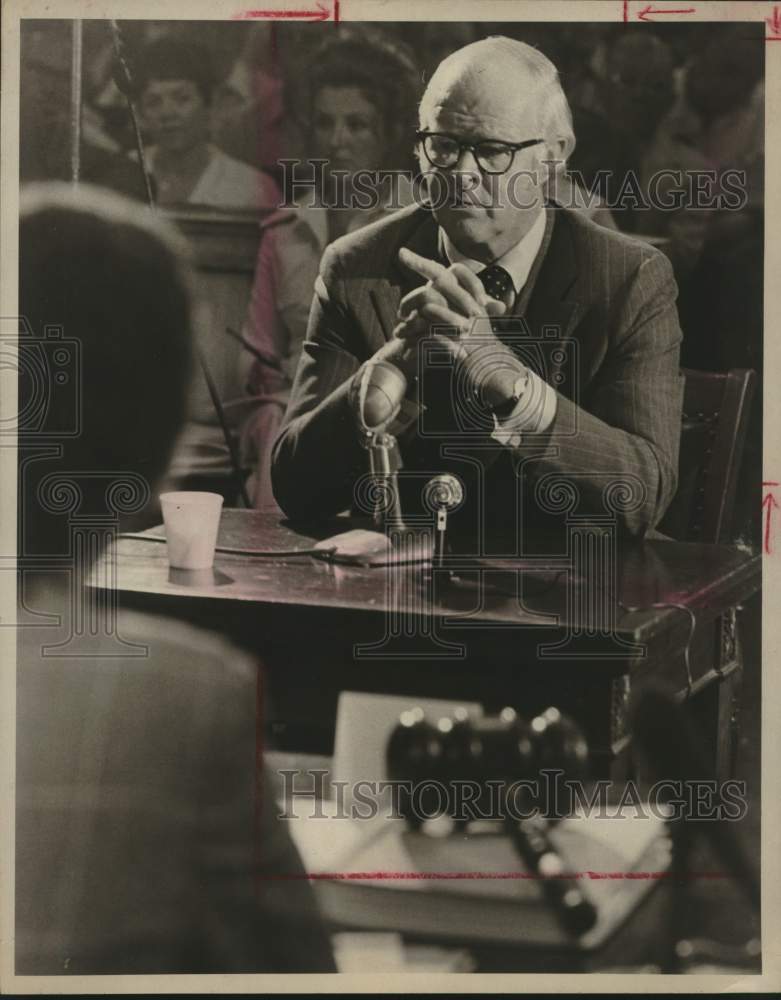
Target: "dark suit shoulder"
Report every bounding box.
[557,204,670,274]
[323,204,434,279]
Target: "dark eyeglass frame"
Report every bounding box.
[415,130,545,175]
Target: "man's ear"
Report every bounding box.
[539,138,570,201]
[543,137,569,176]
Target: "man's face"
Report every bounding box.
[418,70,547,262]
[141,78,209,155]
[312,85,387,179]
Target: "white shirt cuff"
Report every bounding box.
[490,370,558,448]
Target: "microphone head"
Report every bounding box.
[422,474,465,514]
[359,360,407,431]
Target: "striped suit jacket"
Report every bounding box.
[271,204,684,544]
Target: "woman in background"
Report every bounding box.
[238,29,419,509]
[133,35,279,210]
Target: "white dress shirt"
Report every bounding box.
[145,144,279,211]
[442,206,547,304]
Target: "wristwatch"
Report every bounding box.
[492,371,529,420]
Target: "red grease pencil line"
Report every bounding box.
[257,870,730,881]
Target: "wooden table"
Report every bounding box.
[93,510,761,780]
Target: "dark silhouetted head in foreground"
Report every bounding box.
[19,182,193,556]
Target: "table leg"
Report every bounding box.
[715,657,744,783]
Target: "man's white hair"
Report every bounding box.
[419,36,576,163]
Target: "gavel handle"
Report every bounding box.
[508,815,598,937]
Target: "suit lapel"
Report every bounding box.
[393,207,441,293]
[368,205,588,372]
[515,207,585,396]
[521,207,582,340]
[385,206,585,345]
[368,209,440,344]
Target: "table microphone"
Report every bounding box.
[360,359,409,430]
[422,474,464,568]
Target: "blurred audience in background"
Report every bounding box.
[20,22,146,199]
[210,23,304,182]
[132,36,279,210]
[577,33,712,278]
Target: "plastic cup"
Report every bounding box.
[159,491,224,570]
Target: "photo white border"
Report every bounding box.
[1,0,778,993]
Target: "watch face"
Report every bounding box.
[515,374,530,401]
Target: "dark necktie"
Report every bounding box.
[477,264,543,382]
[478,264,514,308]
[478,264,522,343]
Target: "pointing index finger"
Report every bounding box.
[398,247,450,282]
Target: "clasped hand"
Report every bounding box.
[369,248,526,412]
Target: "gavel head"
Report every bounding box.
[386,705,589,829]
[385,707,444,829]
[529,706,590,782]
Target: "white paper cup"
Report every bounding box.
[159,491,224,570]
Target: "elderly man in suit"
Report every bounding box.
[271,37,684,549]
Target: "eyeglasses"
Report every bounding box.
[416,130,545,176]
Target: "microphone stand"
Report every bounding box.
[365,431,405,533]
[196,345,252,509]
[351,353,406,534]
[359,293,462,559]
[70,20,83,185]
[109,21,155,206]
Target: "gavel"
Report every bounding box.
[386,705,597,936]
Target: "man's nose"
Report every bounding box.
[453,147,483,188]
[327,121,350,149]
[157,98,180,120]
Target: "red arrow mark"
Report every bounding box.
[637,4,696,20]
[233,2,331,19]
[762,491,779,554]
[767,6,781,35]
